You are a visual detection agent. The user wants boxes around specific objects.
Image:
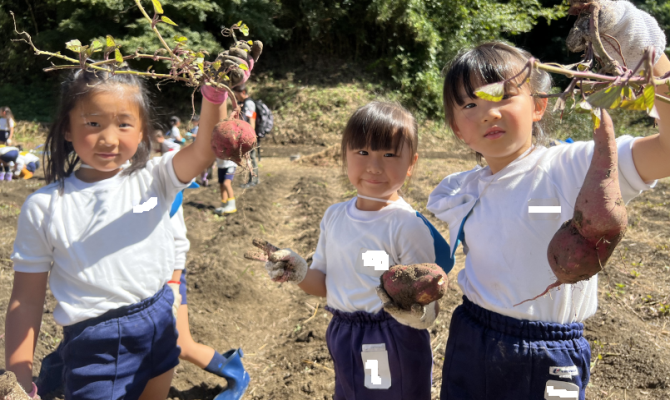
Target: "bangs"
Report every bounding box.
[342,102,414,154]
[443,43,526,114]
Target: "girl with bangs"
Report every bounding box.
[428,2,669,397]
[257,101,453,399]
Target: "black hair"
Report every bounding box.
[169,116,180,126]
[233,83,247,93]
[340,101,418,184]
[442,42,552,165]
[45,67,154,189]
[191,114,200,122]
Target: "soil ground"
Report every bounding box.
[0,146,669,400]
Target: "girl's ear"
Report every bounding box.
[64,130,72,142]
[407,153,419,176]
[533,95,549,122]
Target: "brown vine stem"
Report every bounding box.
[132,0,181,63]
[588,3,623,75]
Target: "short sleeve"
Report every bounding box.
[10,118,15,128]
[11,194,53,273]
[244,100,256,119]
[170,207,189,270]
[309,211,330,274]
[149,150,192,203]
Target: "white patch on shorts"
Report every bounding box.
[362,343,391,389]
[549,365,579,379]
[545,380,579,399]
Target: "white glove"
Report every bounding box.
[167,282,181,320]
[5,138,11,146]
[569,0,666,69]
[264,249,308,283]
[376,286,439,330]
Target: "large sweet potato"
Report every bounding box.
[380,263,448,310]
[516,110,627,306]
[211,119,257,165]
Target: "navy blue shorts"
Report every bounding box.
[59,285,181,400]
[180,269,188,305]
[0,149,18,163]
[440,296,591,400]
[0,130,9,143]
[326,306,432,400]
[218,167,235,183]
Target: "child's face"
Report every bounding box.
[66,86,143,178]
[346,141,418,201]
[450,81,546,173]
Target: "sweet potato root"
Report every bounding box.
[380,263,448,310]
[517,110,627,306]
[211,119,257,165]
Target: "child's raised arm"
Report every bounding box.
[5,271,48,393]
[632,54,670,182]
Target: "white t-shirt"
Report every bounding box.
[311,197,452,313]
[168,126,182,142]
[161,139,181,154]
[0,146,19,156]
[0,118,15,131]
[216,158,237,169]
[11,151,191,326]
[170,206,189,271]
[242,98,256,122]
[427,136,655,324]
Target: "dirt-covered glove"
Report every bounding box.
[567,0,666,69]
[244,238,308,283]
[202,40,263,104]
[0,372,41,399]
[167,281,181,320]
[376,286,439,330]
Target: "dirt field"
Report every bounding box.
[0,146,669,400]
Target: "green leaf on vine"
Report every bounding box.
[173,36,188,43]
[212,61,221,71]
[161,16,178,26]
[152,0,164,15]
[65,39,82,53]
[248,40,253,45]
[90,40,103,53]
[239,24,249,36]
[586,85,623,109]
[474,82,504,102]
[236,21,243,27]
[619,96,646,111]
[643,84,655,113]
[106,35,116,49]
[575,100,592,114]
[238,63,249,71]
[115,49,123,64]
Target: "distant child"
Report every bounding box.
[167,115,185,144]
[4,51,249,398]
[233,84,258,188]
[188,114,200,141]
[214,158,237,214]
[0,106,15,145]
[255,102,453,399]
[428,4,668,398]
[154,129,181,154]
[14,151,41,180]
[0,145,20,182]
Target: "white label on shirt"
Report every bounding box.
[362,344,391,389]
[133,197,158,213]
[362,250,389,271]
[549,365,578,379]
[528,198,561,220]
[544,380,579,399]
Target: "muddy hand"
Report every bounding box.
[244,238,280,262]
[376,286,439,330]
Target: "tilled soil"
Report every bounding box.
[0,154,669,400]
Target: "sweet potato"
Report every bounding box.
[516,110,627,306]
[380,263,448,310]
[211,119,257,165]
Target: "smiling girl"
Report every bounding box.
[255,102,453,399]
[4,52,256,399]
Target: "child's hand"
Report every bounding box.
[244,238,308,283]
[568,0,666,69]
[376,286,439,330]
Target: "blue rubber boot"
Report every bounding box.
[212,348,250,400]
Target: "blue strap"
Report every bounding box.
[451,198,480,259]
[169,181,200,218]
[415,212,455,274]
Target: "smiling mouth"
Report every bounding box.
[484,129,505,138]
[96,153,118,158]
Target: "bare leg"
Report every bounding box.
[176,304,216,369]
[223,179,234,202]
[137,368,174,400]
